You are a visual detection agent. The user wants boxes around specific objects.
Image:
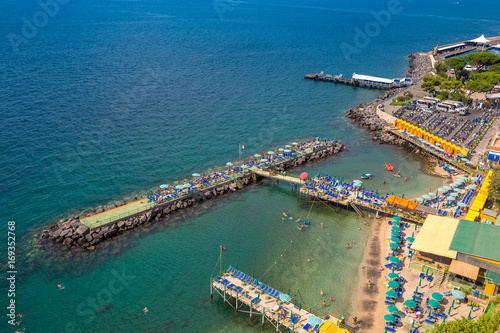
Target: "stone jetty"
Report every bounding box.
[40,142,345,250]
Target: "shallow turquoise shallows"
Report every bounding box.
[1,0,499,331]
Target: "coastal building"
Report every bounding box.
[351,73,412,88]
[410,216,500,297]
[487,132,500,163]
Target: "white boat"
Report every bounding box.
[494,43,500,50]
[360,173,373,179]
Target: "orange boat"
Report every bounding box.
[385,163,394,171]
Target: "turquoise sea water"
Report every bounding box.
[1,0,500,332]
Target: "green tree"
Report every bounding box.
[427,307,500,333]
[465,52,500,71]
[465,80,494,96]
[422,74,442,93]
[488,168,500,208]
[489,63,500,74]
[403,91,414,100]
[446,57,467,73]
[473,72,500,85]
[435,60,449,75]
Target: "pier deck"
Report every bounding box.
[212,267,356,333]
[79,142,336,229]
[304,73,393,90]
[252,169,305,185]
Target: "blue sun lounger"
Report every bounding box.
[303,323,312,331]
[291,316,299,324]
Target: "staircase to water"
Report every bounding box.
[350,202,364,217]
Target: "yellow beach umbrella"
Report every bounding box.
[319,322,339,333]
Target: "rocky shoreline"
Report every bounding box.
[345,53,433,145]
[40,142,345,250]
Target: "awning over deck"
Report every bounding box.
[449,260,480,280]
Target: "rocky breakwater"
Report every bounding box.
[40,178,251,250]
[40,142,346,250]
[272,142,345,172]
[346,92,406,145]
[346,52,432,145]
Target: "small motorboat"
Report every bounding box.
[393,171,402,178]
[494,43,500,50]
[385,163,394,171]
[360,173,373,179]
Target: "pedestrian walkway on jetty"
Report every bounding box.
[79,139,338,229]
[211,267,357,333]
[304,73,412,90]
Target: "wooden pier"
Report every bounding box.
[211,267,357,333]
[304,73,393,90]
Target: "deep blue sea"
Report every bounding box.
[1,0,500,332]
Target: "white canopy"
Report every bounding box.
[469,34,489,44]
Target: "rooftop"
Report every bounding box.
[449,219,500,262]
[488,132,500,152]
[411,215,459,259]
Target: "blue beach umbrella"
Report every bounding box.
[391,226,401,232]
[453,188,461,192]
[292,142,299,145]
[422,195,431,200]
[335,186,343,191]
[450,192,459,197]
[160,184,169,189]
[416,197,424,203]
[192,173,201,177]
[242,165,250,169]
[285,145,292,148]
[254,154,261,158]
[444,186,452,190]
[226,162,234,166]
[279,148,285,152]
[267,151,275,155]
[458,203,467,207]
[260,158,269,162]
[471,177,478,181]
[460,176,468,180]
[307,316,322,326]
[447,196,455,201]
[393,216,402,221]
[284,149,292,153]
[175,185,184,190]
[452,290,465,299]
[437,188,446,192]
[279,293,292,303]
[468,184,477,189]
[428,192,436,197]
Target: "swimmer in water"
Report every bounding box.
[321,223,324,228]
[58,284,65,290]
[346,243,350,248]
[143,307,149,314]
[357,227,361,230]
[320,290,324,295]
[308,258,311,262]
[295,218,301,223]
[282,212,287,217]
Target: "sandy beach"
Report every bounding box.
[348,216,391,332]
